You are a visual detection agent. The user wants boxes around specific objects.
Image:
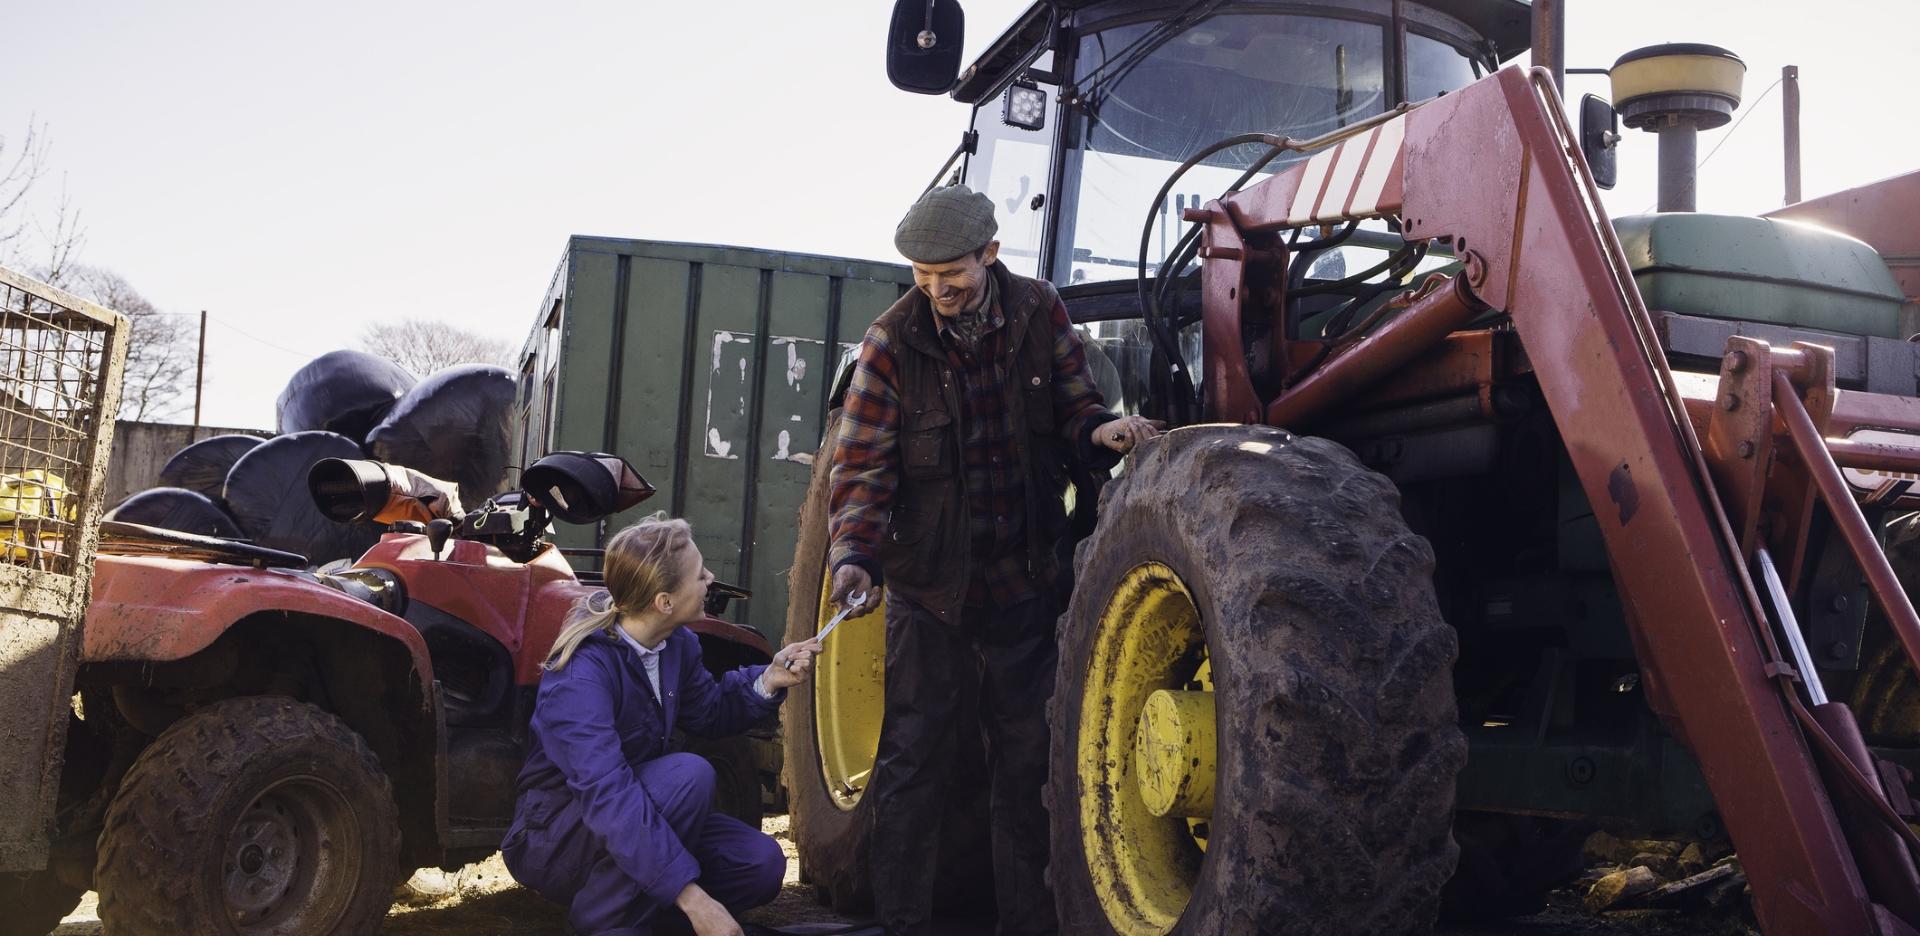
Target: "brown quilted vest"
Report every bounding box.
[872,262,1070,623]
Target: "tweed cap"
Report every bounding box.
[894,185,999,264]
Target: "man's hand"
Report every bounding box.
[676,883,744,936]
[829,564,872,611]
[766,638,824,690]
[1096,414,1164,455]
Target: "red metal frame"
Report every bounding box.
[1187,64,1920,933]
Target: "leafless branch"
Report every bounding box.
[65,266,198,422]
[358,319,515,378]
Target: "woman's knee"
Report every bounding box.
[647,752,717,814]
[744,833,786,907]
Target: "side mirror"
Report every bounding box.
[887,0,966,95]
[1580,94,1621,190]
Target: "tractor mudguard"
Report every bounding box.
[84,553,432,681]
[688,615,773,662]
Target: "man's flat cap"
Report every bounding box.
[894,185,998,264]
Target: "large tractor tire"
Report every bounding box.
[0,871,84,936]
[1048,425,1467,936]
[780,409,992,914]
[1853,512,1920,740]
[95,696,402,935]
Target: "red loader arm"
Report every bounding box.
[1191,64,1920,935]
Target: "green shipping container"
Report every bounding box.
[513,237,914,641]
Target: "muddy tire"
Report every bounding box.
[1047,425,1467,935]
[95,695,402,936]
[780,409,992,914]
[0,871,84,936]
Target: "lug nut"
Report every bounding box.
[1722,393,1741,412]
[1726,350,1749,373]
[1737,440,1755,458]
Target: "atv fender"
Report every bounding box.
[84,554,431,675]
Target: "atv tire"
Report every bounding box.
[1048,426,1467,935]
[780,408,992,914]
[0,870,84,936]
[95,695,402,936]
[682,732,763,829]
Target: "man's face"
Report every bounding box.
[911,241,1000,318]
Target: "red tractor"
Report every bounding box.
[8,452,776,936]
[779,1,1920,934]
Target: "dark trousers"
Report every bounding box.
[504,752,785,936]
[865,593,1060,936]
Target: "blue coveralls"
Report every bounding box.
[504,628,787,936]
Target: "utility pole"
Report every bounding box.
[1783,65,1802,205]
[192,310,206,435]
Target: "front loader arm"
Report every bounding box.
[1190,64,1896,934]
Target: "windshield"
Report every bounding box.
[1058,13,1388,284]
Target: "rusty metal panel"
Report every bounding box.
[513,239,912,639]
[0,265,127,873]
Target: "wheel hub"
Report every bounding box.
[1133,689,1216,819]
[226,800,300,921]
[1078,562,1215,936]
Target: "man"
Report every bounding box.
[827,185,1158,936]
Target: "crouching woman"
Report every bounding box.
[505,517,822,936]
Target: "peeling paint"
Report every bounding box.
[707,428,734,459]
[775,430,792,461]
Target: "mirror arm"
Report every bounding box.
[921,129,981,196]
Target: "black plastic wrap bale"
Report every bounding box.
[223,431,380,563]
[275,350,418,443]
[157,434,265,500]
[367,364,518,501]
[106,487,246,539]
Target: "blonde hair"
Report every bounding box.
[544,515,697,671]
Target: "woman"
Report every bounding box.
[505,517,823,936]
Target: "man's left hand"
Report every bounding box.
[765,638,824,691]
[1096,415,1164,455]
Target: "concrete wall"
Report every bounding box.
[104,421,272,509]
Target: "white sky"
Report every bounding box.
[3,0,1916,430]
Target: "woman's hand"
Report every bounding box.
[676,883,744,936]
[765,638,824,691]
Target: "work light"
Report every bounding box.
[1003,80,1047,131]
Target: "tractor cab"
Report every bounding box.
[892,0,1529,289]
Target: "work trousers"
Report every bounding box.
[865,592,1060,936]
[503,752,785,936]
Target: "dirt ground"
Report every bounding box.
[52,815,1754,935]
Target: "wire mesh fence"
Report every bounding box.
[0,267,127,578]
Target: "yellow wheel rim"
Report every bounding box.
[811,568,886,811]
[1078,562,1215,936]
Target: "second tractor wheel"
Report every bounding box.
[94,695,402,936]
[1048,425,1467,936]
[780,408,993,914]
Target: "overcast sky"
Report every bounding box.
[4,0,1916,430]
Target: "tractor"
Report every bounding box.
[5,451,778,936]
[782,1,1920,933]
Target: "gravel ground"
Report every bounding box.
[52,817,1753,935]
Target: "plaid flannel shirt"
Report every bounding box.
[829,287,1112,608]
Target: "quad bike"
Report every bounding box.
[7,450,777,936]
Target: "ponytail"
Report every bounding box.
[543,589,621,671]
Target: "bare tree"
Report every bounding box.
[0,120,85,282]
[66,267,198,422]
[358,319,515,377]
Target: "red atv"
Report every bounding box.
[11,452,775,936]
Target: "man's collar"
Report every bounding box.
[932,272,1002,344]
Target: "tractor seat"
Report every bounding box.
[1612,213,1907,339]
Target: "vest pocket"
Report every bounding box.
[1025,383,1055,434]
[902,410,953,480]
[887,505,936,545]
